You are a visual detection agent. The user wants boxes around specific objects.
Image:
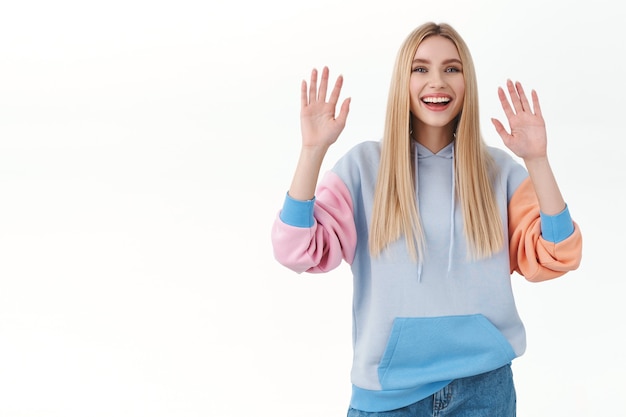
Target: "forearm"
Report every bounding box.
[523,156,565,215]
[288,145,329,201]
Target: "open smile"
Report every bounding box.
[421,95,452,112]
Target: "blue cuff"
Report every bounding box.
[278,192,315,228]
[540,204,575,243]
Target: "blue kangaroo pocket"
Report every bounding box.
[378,314,516,390]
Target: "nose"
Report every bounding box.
[427,71,445,88]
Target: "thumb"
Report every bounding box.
[490,118,508,140]
[336,97,351,125]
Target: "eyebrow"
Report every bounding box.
[412,58,463,66]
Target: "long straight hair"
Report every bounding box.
[368,22,504,260]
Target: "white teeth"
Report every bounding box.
[422,97,450,103]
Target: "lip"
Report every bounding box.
[420,94,453,112]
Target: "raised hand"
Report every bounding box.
[300,66,351,149]
[491,80,547,162]
[492,79,567,214]
[286,67,351,201]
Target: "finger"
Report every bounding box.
[497,86,515,121]
[515,81,532,114]
[531,89,543,118]
[327,73,344,106]
[300,79,308,109]
[506,79,523,113]
[317,66,330,102]
[309,68,318,104]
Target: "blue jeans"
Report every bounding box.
[347,364,516,417]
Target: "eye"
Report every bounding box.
[445,66,461,73]
[412,67,427,73]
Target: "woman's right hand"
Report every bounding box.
[300,67,351,150]
[287,67,350,201]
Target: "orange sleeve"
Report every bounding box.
[508,177,583,282]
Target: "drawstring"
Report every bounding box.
[417,262,423,283]
[413,139,456,282]
[447,144,455,277]
[414,144,423,283]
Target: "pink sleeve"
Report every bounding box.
[271,171,357,274]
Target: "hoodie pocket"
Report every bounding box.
[378,314,516,390]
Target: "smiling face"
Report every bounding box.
[409,35,465,140]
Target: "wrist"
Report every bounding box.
[523,155,549,170]
[300,145,330,161]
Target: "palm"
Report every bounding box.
[491,80,547,161]
[300,67,350,149]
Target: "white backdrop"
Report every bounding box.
[0,0,623,416]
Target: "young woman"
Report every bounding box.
[271,22,582,416]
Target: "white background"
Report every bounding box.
[0,0,623,416]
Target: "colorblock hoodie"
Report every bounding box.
[271,139,582,412]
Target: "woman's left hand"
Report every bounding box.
[491,80,547,161]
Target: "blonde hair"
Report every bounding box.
[369,22,504,260]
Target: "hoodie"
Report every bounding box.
[271,139,582,412]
